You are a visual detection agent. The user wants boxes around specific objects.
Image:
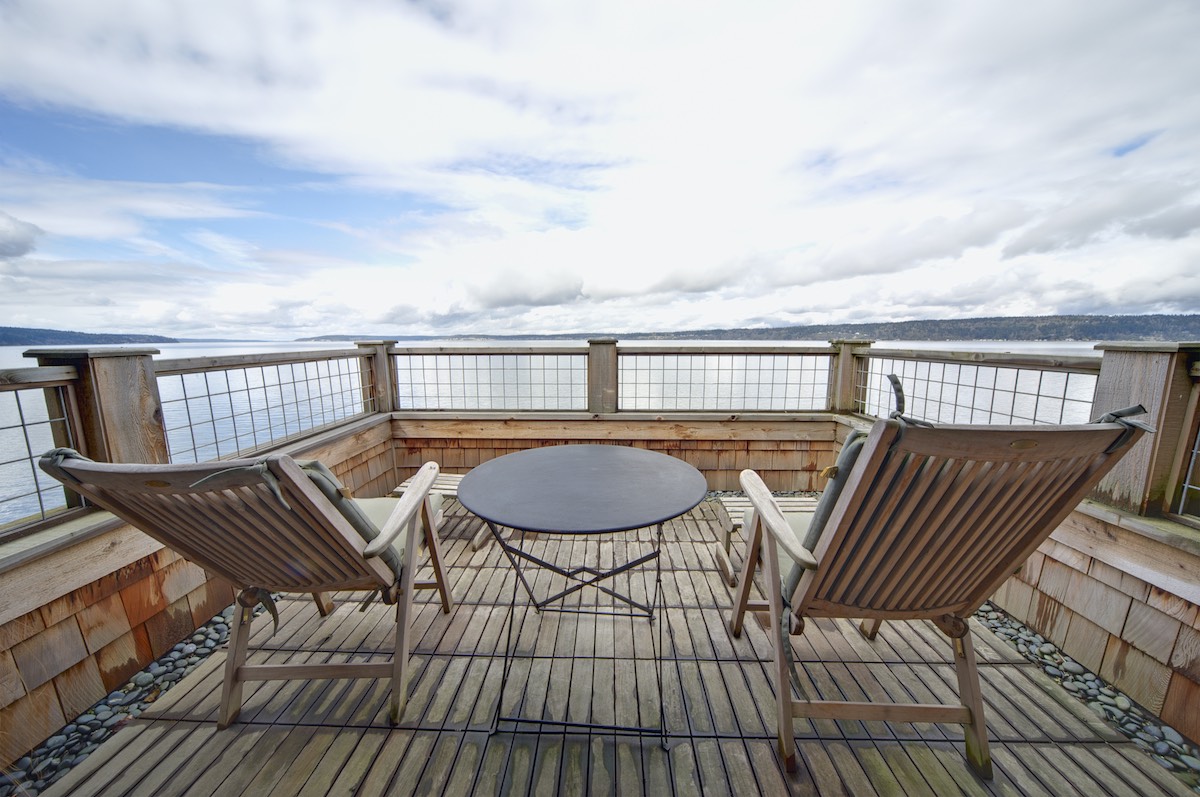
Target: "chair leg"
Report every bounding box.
[951,631,993,779]
[763,534,798,772]
[388,584,414,724]
[218,604,252,729]
[470,524,493,551]
[311,592,335,616]
[859,618,882,639]
[728,509,762,638]
[422,498,455,614]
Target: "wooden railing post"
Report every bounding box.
[588,338,619,414]
[357,341,398,413]
[25,347,168,464]
[1092,342,1200,516]
[828,339,872,413]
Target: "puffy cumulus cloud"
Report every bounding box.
[0,210,42,258]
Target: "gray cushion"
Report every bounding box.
[800,429,865,551]
[774,430,866,595]
[298,461,440,581]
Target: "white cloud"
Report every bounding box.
[0,210,42,257]
[0,0,1198,338]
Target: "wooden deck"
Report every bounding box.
[45,500,1194,796]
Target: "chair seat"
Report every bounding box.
[357,494,444,580]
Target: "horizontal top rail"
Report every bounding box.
[862,345,1102,373]
[0,365,80,390]
[617,343,837,355]
[154,348,365,376]
[390,344,586,356]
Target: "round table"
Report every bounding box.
[457,444,708,534]
[458,444,706,743]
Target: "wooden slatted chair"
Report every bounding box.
[38,450,454,727]
[731,409,1149,778]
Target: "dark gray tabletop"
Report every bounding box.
[457,444,708,534]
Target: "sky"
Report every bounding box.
[0,1,1198,340]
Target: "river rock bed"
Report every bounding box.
[0,604,243,797]
[976,601,1200,793]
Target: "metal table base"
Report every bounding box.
[488,520,675,746]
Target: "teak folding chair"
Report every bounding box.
[728,408,1150,777]
[39,449,454,727]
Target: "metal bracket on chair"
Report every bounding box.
[933,614,970,639]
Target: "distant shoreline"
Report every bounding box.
[3,313,1198,346]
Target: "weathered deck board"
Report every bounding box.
[42,500,1195,797]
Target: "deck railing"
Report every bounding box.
[0,366,85,533]
[616,344,833,411]
[1178,407,1200,518]
[2,339,1198,539]
[855,345,1102,424]
[392,345,587,411]
[155,349,376,463]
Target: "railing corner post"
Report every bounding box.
[828,339,872,413]
[588,338,619,414]
[25,347,167,464]
[1093,341,1200,516]
[357,341,398,414]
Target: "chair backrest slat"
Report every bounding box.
[790,420,1146,620]
[40,454,393,593]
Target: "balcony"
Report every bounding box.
[2,339,1199,795]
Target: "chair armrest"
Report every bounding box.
[365,462,439,558]
[740,469,818,570]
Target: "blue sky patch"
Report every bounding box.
[1111,131,1162,158]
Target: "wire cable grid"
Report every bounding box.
[0,386,77,535]
[857,356,1097,425]
[618,353,832,411]
[159,356,374,463]
[394,353,586,410]
[1177,423,1200,519]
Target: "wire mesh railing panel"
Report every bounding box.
[394,353,587,410]
[619,352,832,411]
[159,356,374,463]
[857,356,1098,424]
[0,385,79,537]
[1177,423,1200,519]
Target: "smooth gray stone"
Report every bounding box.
[44,736,66,751]
[1114,695,1131,711]
[1163,726,1185,745]
[134,672,154,687]
[1153,741,1172,755]
[1038,642,1056,655]
[1062,661,1086,675]
[1180,755,1200,771]
[1044,665,1062,678]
